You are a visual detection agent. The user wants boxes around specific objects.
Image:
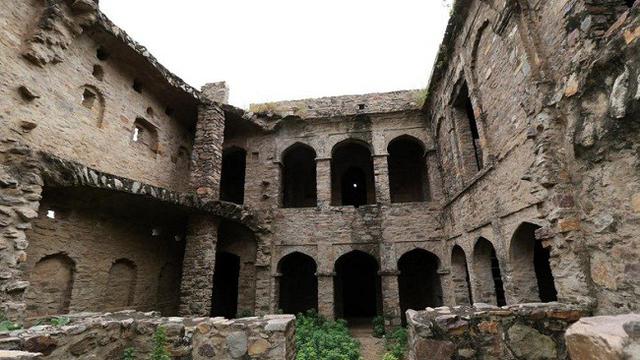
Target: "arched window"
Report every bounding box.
[331,141,376,207]
[278,252,318,315]
[131,117,158,154]
[451,245,473,305]
[25,254,75,317]
[453,82,483,173]
[282,144,317,208]
[211,221,256,318]
[398,249,442,325]
[103,259,137,311]
[473,238,506,306]
[334,251,381,319]
[220,147,246,204]
[388,136,428,203]
[510,223,558,303]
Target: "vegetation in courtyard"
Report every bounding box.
[295,311,361,360]
[151,326,171,360]
[382,327,408,360]
[372,315,386,338]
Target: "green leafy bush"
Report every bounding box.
[372,315,385,338]
[295,310,361,360]
[151,326,171,360]
[0,312,22,332]
[384,327,408,360]
[122,347,136,360]
[49,316,70,327]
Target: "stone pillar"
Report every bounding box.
[179,215,218,316]
[426,150,443,202]
[316,158,332,207]
[373,154,391,204]
[380,270,401,328]
[254,265,271,316]
[317,272,335,320]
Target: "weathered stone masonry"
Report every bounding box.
[1,0,640,358]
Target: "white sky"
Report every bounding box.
[100,0,452,108]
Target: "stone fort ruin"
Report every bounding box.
[1,0,640,359]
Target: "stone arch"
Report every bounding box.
[277,252,318,315]
[281,143,317,208]
[473,238,506,306]
[25,253,75,317]
[451,245,473,305]
[387,135,429,203]
[212,220,257,318]
[103,258,137,311]
[331,139,376,207]
[398,249,442,325]
[470,20,491,87]
[334,250,381,319]
[509,222,558,303]
[220,146,246,204]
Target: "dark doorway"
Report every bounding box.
[282,144,317,208]
[473,238,506,306]
[510,222,558,302]
[398,249,442,325]
[334,251,380,319]
[220,147,246,204]
[388,136,428,203]
[451,245,473,306]
[341,167,367,207]
[278,252,318,315]
[211,251,240,318]
[331,141,376,206]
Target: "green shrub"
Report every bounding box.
[295,310,361,360]
[384,327,408,360]
[238,309,253,318]
[372,315,385,338]
[122,347,136,360]
[0,312,22,332]
[382,353,399,360]
[49,316,70,327]
[151,326,171,360]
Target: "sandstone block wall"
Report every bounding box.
[406,303,588,360]
[0,311,296,360]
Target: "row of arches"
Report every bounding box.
[274,222,558,323]
[25,254,181,318]
[219,135,431,207]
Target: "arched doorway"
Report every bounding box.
[278,252,318,315]
[451,245,473,305]
[25,254,75,317]
[104,258,137,311]
[398,249,442,325]
[220,147,246,204]
[510,223,558,302]
[282,144,317,208]
[334,251,381,320]
[211,251,240,318]
[473,238,506,306]
[388,136,429,203]
[211,221,257,318]
[331,141,376,207]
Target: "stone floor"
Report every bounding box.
[347,318,386,360]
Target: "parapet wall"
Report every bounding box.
[406,303,589,360]
[0,311,296,359]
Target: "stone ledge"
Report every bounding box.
[565,313,640,360]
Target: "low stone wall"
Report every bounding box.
[0,311,295,359]
[406,303,589,360]
[565,313,640,360]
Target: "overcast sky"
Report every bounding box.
[100,0,452,108]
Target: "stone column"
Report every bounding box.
[380,270,401,328]
[179,215,218,316]
[179,88,227,316]
[316,158,332,207]
[426,150,443,202]
[373,154,391,204]
[317,272,335,320]
[254,265,271,316]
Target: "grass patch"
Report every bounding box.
[295,310,361,360]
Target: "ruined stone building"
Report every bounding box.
[1,0,640,344]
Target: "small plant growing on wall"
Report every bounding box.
[0,311,21,332]
[122,347,136,360]
[49,316,70,327]
[151,326,171,360]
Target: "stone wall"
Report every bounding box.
[406,303,588,360]
[0,1,198,192]
[565,313,640,360]
[0,311,296,360]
